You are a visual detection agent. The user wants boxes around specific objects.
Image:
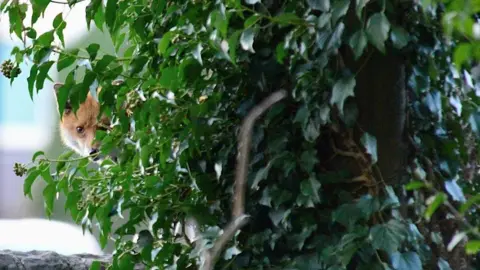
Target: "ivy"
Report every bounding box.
[2,0,480,269]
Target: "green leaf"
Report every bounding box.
[360,133,377,164]
[349,30,367,60]
[390,26,410,49]
[86,43,100,61]
[330,75,356,114]
[31,0,50,25]
[405,180,427,190]
[43,183,56,216]
[24,169,40,199]
[337,229,368,266]
[8,4,26,40]
[158,32,174,56]
[57,50,78,72]
[228,30,242,64]
[93,3,104,31]
[307,0,330,11]
[252,165,271,189]
[32,151,45,162]
[460,194,480,214]
[35,30,55,47]
[331,0,350,24]
[273,13,302,25]
[453,43,471,71]
[370,220,407,253]
[300,175,321,204]
[366,12,391,53]
[27,65,39,100]
[425,193,446,221]
[105,0,117,31]
[89,261,102,270]
[356,0,368,19]
[53,13,67,47]
[240,28,255,53]
[466,240,480,255]
[93,54,115,73]
[36,61,54,92]
[192,43,203,65]
[390,252,422,270]
[244,14,261,28]
[356,194,380,217]
[159,67,179,90]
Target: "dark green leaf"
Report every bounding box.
[370,220,407,253]
[366,12,391,53]
[349,30,367,60]
[390,26,410,49]
[240,28,256,53]
[300,175,321,204]
[89,261,102,270]
[330,75,356,113]
[360,133,377,164]
[390,252,422,270]
[105,0,117,31]
[331,0,350,24]
[356,0,368,18]
[307,0,330,11]
[86,43,100,61]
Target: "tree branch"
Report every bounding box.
[202,89,288,270]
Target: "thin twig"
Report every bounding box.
[202,89,288,270]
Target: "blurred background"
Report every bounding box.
[0,3,115,254]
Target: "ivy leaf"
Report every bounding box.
[453,43,471,71]
[444,180,466,202]
[330,75,356,114]
[337,229,368,266]
[192,43,203,65]
[356,0,368,19]
[361,133,378,164]
[366,12,391,53]
[349,30,367,60]
[466,240,480,255]
[390,252,422,270]
[370,220,407,253]
[437,258,452,270]
[240,28,255,53]
[331,0,350,24]
[425,193,446,221]
[300,175,321,204]
[158,32,174,56]
[307,0,330,11]
[390,26,410,49]
[159,67,179,90]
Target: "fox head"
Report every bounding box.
[53,83,109,160]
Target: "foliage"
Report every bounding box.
[2,0,480,269]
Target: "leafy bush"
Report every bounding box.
[3,0,480,269]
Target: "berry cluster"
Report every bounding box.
[0,59,21,79]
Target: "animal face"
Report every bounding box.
[53,83,109,159]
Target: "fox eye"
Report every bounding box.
[76,126,85,133]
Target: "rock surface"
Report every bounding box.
[0,250,144,270]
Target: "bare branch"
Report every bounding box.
[202,89,288,270]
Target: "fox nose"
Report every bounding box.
[89,148,99,156]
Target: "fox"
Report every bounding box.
[52,82,118,162]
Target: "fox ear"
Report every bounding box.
[53,83,72,114]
